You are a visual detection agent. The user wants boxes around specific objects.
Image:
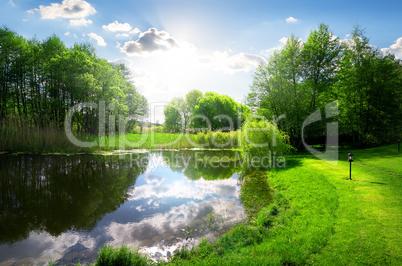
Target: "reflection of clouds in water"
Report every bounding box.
[129,174,240,201]
[106,195,245,247]
[0,231,96,265]
[144,173,165,185]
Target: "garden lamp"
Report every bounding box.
[348,153,353,180]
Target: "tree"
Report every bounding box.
[0,27,149,136]
[248,35,308,147]
[192,92,250,131]
[302,23,341,113]
[183,90,203,129]
[163,97,184,132]
[335,27,402,145]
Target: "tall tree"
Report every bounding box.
[183,90,203,129]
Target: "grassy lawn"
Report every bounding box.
[164,144,401,265]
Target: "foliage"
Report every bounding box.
[192,92,251,131]
[241,118,290,161]
[335,27,402,146]
[95,245,151,266]
[0,27,148,135]
[163,97,184,132]
[248,23,402,148]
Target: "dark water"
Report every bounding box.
[0,150,272,265]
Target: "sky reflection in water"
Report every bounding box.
[0,151,246,264]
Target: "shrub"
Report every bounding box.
[95,245,150,266]
[241,119,290,160]
[152,126,164,133]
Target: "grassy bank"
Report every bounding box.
[93,144,401,265]
[0,125,240,153]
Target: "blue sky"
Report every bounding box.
[1,0,402,111]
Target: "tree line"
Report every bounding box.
[248,24,402,148]
[164,90,251,132]
[0,27,148,133]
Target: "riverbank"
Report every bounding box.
[0,126,240,154]
[93,144,401,265]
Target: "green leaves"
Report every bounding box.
[0,27,148,134]
[249,23,401,148]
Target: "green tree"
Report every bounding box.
[248,35,308,148]
[302,23,341,113]
[183,90,203,129]
[192,92,250,131]
[164,97,184,132]
[335,27,402,146]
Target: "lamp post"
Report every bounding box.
[348,153,354,180]
[398,137,400,153]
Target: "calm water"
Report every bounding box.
[0,150,272,265]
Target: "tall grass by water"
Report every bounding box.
[0,122,92,153]
[0,123,241,153]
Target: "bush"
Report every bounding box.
[152,125,164,133]
[241,119,290,160]
[95,245,150,266]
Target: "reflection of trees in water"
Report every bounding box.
[160,150,241,181]
[0,154,148,244]
[239,170,274,221]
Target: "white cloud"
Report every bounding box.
[130,28,141,35]
[116,33,130,38]
[381,37,402,57]
[28,0,96,20]
[69,18,93,26]
[279,37,288,45]
[102,21,132,32]
[87,32,107,47]
[200,51,267,75]
[120,28,184,56]
[8,0,15,7]
[64,31,71,36]
[22,18,29,22]
[285,16,299,23]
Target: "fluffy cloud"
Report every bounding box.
[69,18,92,26]
[381,37,402,57]
[102,21,132,32]
[120,28,181,56]
[87,32,106,47]
[202,51,267,74]
[286,16,299,23]
[130,28,141,35]
[29,0,96,20]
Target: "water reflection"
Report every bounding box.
[239,170,274,221]
[0,151,255,264]
[0,154,147,244]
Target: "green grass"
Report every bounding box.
[0,125,241,153]
[94,245,151,266]
[166,144,402,265]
